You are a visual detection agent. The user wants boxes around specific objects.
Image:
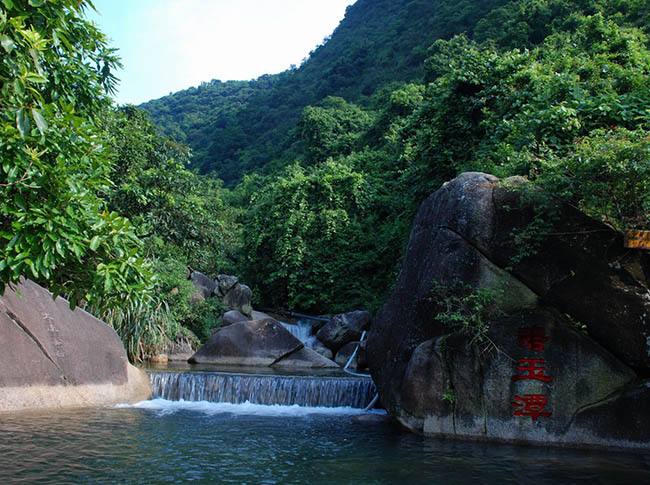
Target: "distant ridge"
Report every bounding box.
[141,0,508,184]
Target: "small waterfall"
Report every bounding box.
[281,320,317,348]
[149,371,376,408]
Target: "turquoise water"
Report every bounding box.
[1,400,649,484]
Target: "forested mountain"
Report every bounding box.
[3,0,649,358]
[140,0,650,315]
[142,0,511,183]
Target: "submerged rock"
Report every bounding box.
[189,318,337,368]
[368,172,650,449]
[316,310,370,353]
[0,279,151,412]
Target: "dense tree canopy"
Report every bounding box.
[143,0,512,184]
[232,0,650,313]
[3,0,649,348]
[0,0,150,306]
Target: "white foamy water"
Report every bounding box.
[148,370,377,408]
[117,398,374,417]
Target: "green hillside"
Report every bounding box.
[142,0,511,184]
[5,0,647,359]
[139,0,650,315]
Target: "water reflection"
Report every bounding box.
[0,407,648,484]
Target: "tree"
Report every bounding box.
[103,107,238,273]
[240,161,370,312]
[0,0,167,360]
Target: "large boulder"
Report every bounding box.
[271,347,339,369]
[222,309,272,327]
[312,340,334,361]
[417,172,650,372]
[335,341,360,368]
[316,310,370,353]
[368,172,650,449]
[189,270,217,299]
[214,274,239,298]
[215,274,253,317]
[0,279,150,412]
[398,309,635,443]
[189,318,337,368]
[163,330,199,362]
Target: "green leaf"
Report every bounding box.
[31,108,48,133]
[0,35,15,53]
[15,109,29,137]
[1,0,14,10]
[25,72,47,84]
[89,235,101,251]
[28,0,46,7]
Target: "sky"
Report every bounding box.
[89,0,356,105]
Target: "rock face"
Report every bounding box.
[189,272,254,318]
[189,270,217,299]
[163,331,199,362]
[316,310,370,353]
[367,172,650,449]
[215,274,253,317]
[335,341,360,368]
[189,318,338,368]
[222,309,272,327]
[0,279,151,412]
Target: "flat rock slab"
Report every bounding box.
[0,279,150,411]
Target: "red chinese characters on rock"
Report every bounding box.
[512,358,553,383]
[512,394,552,421]
[518,326,549,352]
[512,325,553,422]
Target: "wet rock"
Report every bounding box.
[569,380,650,445]
[312,341,334,361]
[222,309,272,327]
[271,347,338,369]
[316,310,370,353]
[190,319,336,368]
[352,413,393,424]
[335,341,360,368]
[368,172,650,449]
[0,279,150,412]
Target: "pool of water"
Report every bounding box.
[1,401,649,484]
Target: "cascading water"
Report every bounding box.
[149,371,376,408]
[280,319,318,348]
